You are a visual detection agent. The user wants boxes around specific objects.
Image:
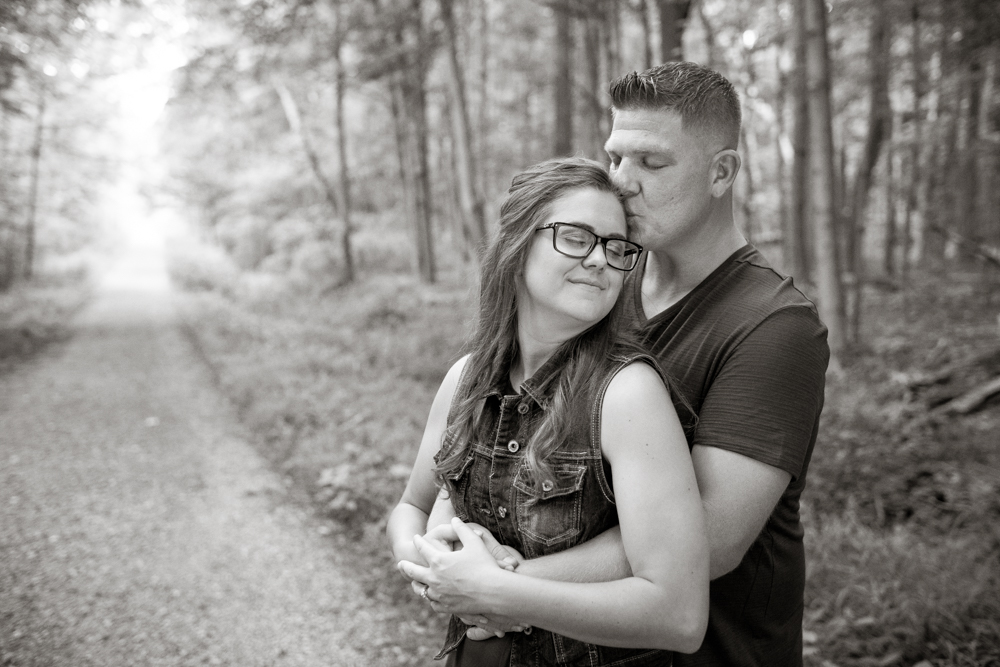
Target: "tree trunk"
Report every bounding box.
[553,4,573,156]
[884,142,898,277]
[773,14,803,280]
[440,0,487,252]
[975,46,999,253]
[583,14,605,162]
[632,0,653,70]
[790,0,812,281]
[903,0,926,277]
[802,0,846,359]
[474,0,491,194]
[696,0,718,69]
[388,79,436,282]
[408,1,436,284]
[273,79,343,229]
[917,22,949,266]
[389,78,417,266]
[0,101,16,290]
[24,88,45,281]
[604,0,621,93]
[738,124,755,244]
[656,0,689,62]
[384,1,437,284]
[332,0,354,284]
[953,60,978,264]
[845,0,892,342]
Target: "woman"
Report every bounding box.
[386,157,708,666]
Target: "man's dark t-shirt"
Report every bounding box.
[622,245,829,666]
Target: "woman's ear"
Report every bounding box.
[709,149,741,198]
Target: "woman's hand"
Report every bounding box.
[398,517,510,617]
[424,521,523,572]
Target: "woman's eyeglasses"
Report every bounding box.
[537,223,643,272]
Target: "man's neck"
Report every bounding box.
[641,227,747,319]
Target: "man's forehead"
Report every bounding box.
[606,108,704,154]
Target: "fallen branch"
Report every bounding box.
[934,375,1000,415]
[907,347,1000,389]
[928,224,1000,268]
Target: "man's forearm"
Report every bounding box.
[516,526,632,583]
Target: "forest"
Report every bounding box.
[1,0,999,664]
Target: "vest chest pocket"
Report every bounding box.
[513,463,587,557]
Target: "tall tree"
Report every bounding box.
[553,2,573,156]
[974,44,999,252]
[656,0,691,62]
[790,0,812,281]
[801,0,846,358]
[358,0,437,282]
[23,84,46,280]
[902,0,928,277]
[332,0,355,283]
[630,0,654,69]
[845,0,892,342]
[440,0,487,252]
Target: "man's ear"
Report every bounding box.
[709,149,741,198]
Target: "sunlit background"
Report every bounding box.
[2,0,999,664]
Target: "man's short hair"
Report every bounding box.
[609,62,741,151]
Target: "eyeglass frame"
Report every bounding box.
[536,222,644,272]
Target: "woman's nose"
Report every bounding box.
[582,243,609,269]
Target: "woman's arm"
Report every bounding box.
[386,355,468,567]
[400,362,710,652]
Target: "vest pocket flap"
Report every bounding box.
[514,464,586,500]
[443,451,475,481]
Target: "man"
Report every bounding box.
[421,62,829,665]
[596,61,829,664]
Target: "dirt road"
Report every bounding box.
[0,237,397,666]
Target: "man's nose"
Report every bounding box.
[611,160,639,196]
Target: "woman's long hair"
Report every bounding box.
[434,157,643,497]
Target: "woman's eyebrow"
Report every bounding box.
[561,222,628,241]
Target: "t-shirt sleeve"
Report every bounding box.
[691,306,830,479]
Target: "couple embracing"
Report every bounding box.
[388,61,829,667]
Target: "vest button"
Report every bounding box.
[507,440,520,453]
[517,403,529,415]
[497,506,507,518]
[541,480,554,492]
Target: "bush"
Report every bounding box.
[165,235,239,295]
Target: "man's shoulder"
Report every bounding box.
[694,246,821,325]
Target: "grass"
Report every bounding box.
[0,270,94,374]
[172,269,475,664]
[168,250,1000,664]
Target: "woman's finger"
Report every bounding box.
[450,516,488,553]
[397,558,432,585]
[411,533,443,564]
[425,522,459,544]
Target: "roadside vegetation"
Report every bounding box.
[0,271,93,376]
[168,238,1000,666]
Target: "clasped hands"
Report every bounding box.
[397,516,529,639]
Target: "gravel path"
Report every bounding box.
[0,241,395,666]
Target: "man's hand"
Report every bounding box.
[407,519,529,639]
[459,613,529,639]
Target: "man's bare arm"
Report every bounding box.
[517,447,789,583]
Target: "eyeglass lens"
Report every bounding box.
[552,224,640,270]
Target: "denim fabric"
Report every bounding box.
[434,346,673,667]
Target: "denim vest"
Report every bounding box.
[434,346,673,667]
